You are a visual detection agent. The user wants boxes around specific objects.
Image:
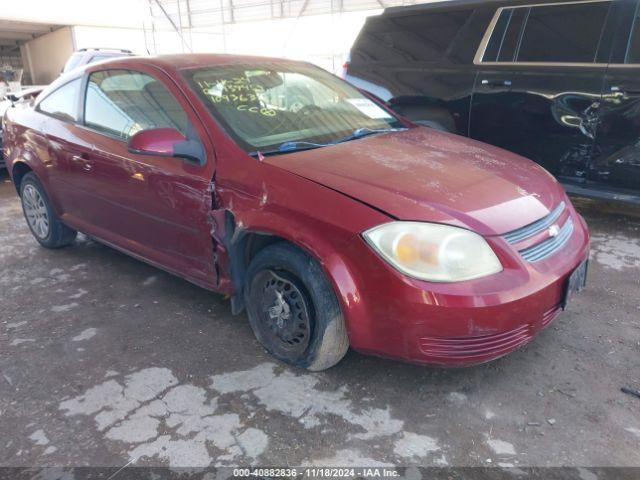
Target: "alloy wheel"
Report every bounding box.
[22,184,50,239]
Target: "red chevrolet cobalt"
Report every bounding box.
[3,55,589,370]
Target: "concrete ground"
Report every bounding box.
[1,169,639,470]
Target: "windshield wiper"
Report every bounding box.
[278,141,330,152]
[248,127,407,158]
[334,127,407,145]
[249,141,328,158]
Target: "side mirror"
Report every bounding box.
[128,127,206,165]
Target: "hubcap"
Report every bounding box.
[22,185,49,239]
[259,271,311,352]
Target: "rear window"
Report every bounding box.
[481,1,610,64]
[352,8,485,65]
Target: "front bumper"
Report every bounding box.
[339,203,590,367]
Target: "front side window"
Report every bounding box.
[626,6,640,64]
[84,70,188,140]
[184,62,403,153]
[38,78,81,122]
[481,1,610,64]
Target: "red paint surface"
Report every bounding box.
[3,54,590,366]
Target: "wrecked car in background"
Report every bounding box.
[1,87,44,169]
[344,0,640,205]
[2,54,589,370]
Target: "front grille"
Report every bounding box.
[502,201,574,262]
[519,218,574,262]
[503,201,566,244]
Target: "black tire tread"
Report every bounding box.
[245,242,349,371]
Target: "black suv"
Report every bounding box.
[345,0,640,204]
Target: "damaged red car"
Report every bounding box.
[3,54,589,370]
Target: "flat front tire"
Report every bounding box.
[20,172,77,248]
[244,242,349,371]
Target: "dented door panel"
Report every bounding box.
[591,72,640,192]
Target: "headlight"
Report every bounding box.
[363,222,502,282]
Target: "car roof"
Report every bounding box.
[112,53,308,71]
[382,0,590,16]
[38,53,314,104]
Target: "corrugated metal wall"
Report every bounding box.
[148,0,425,31]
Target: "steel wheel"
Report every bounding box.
[244,242,349,370]
[256,270,312,355]
[22,184,50,239]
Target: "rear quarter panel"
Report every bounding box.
[3,107,55,200]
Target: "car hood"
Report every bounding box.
[266,127,566,236]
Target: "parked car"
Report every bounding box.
[62,48,134,74]
[344,0,640,205]
[3,54,589,370]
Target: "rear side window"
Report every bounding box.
[84,70,188,140]
[481,1,610,64]
[496,9,527,62]
[38,78,81,122]
[390,10,474,62]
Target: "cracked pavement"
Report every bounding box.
[1,170,639,469]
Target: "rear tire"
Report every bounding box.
[244,242,349,371]
[20,172,77,248]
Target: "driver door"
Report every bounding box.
[68,67,217,287]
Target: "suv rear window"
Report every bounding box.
[353,8,483,64]
[481,1,610,64]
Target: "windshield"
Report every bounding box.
[183,62,403,153]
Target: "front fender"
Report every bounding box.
[215,157,392,349]
[232,209,379,349]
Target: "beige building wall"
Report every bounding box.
[22,27,75,85]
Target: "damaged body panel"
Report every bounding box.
[3,54,589,369]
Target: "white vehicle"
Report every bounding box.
[62,48,134,73]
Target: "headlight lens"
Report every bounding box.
[363,222,502,282]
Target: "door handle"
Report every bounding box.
[481,79,512,88]
[71,153,93,172]
[561,115,595,140]
[610,86,640,96]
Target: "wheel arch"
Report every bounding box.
[11,161,33,194]
[223,210,362,333]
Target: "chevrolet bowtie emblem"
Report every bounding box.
[548,224,560,237]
